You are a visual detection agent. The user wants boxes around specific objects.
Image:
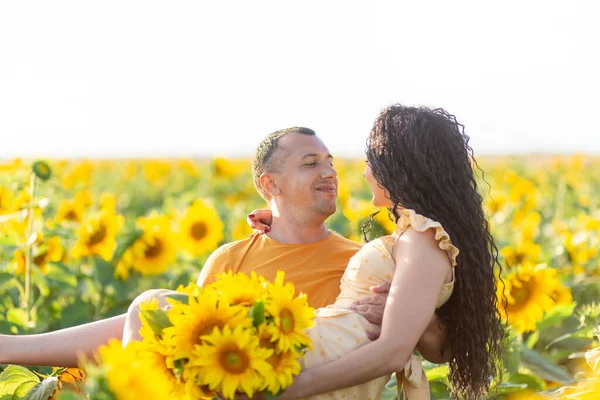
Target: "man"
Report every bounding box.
[196,126,448,358]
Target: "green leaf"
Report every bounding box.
[22,377,58,400]
[166,293,189,305]
[492,382,528,394]
[0,366,39,400]
[264,390,284,400]
[249,300,265,327]
[536,303,577,332]
[545,326,594,349]
[140,309,172,336]
[6,309,28,328]
[111,229,144,264]
[0,273,15,289]
[173,358,185,380]
[11,381,38,400]
[425,365,448,384]
[519,346,574,385]
[93,259,115,287]
[507,372,546,392]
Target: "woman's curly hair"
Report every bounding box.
[364,105,505,399]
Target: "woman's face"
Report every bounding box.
[364,163,394,208]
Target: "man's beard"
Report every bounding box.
[312,199,336,217]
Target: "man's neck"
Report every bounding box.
[267,215,331,244]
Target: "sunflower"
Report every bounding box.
[498,264,563,333]
[265,271,315,352]
[32,160,52,181]
[115,212,176,279]
[0,185,13,214]
[11,234,63,275]
[71,211,124,261]
[162,289,250,362]
[99,192,116,213]
[61,161,93,190]
[97,339,174,400]
[550,284,573,306]
[260,326,302,395]
[143,160,172,188]
[179,199,224,256]
[500,241,542,268]
[232,218,254,241]
[190,325,273,399]
[212,271,267,306]
[55,192,90,224]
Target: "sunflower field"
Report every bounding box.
[1,155,600,399]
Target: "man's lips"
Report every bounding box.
[315,185,337,194]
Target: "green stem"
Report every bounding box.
[23,173,37,325]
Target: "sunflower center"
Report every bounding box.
[266,351,282,370]
[194,319,226,342]
[280,309,295,334]
[64,209,79,221]
[509,281,533,310]
[33,251,48,266]
[87,224,107,246]
[514,252,526,264]
[219,346,250,374]
[190,222,208,240]
[144,239,163,259]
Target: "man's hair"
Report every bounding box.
[252,127,316,199]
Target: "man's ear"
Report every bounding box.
[259,172,281,196]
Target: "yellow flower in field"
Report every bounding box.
[191,325,273,400]
[11,235,64,275]
[498,264,562,333]
[485,191,508,215]
[212,271,267,305]
[513,212,541,242]
[564,232,598,266]
[143,160,171,187]
[213,157,245,179]
[163,289,250,362]
[97,339,173,400]
[61,161,93,190]
[577,213,600,231]
[99,192,116,212]
[0,185,13,214]
[500,241,542,268]
[342,197,373,222]
[550,284,573,306]
[72,211,124,261]
[266,271,315,352]
[55,195,88,224]
[178,159,200,177]
[115,212,176,279]
[374,208,396,234]
[232,218,253,241]
[179,200,224,256]
[508,177,537,205]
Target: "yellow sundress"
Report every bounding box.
[300,209,459,400]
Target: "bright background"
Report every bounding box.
[1,0,599,158]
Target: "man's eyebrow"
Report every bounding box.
[301,153,334,160]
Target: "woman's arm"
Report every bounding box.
[0,314,126,367]
[280,227,452,399]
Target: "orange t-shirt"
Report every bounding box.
[197,232,363,309]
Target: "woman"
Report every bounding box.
[246,105,505,399]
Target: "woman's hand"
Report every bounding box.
[247,209,273,234]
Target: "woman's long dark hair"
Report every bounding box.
[364,105,505,399]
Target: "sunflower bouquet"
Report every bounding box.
[68,270,315,400]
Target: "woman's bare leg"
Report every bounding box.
[0,314,126,367]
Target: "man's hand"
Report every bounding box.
[349,282,390,340]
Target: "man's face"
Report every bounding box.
[269,133,338,218]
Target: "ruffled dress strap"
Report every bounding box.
[393,208,459,267]
[393,209,459,400]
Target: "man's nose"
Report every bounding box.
[321,163,338,179]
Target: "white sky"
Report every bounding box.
[1,1,599,159]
